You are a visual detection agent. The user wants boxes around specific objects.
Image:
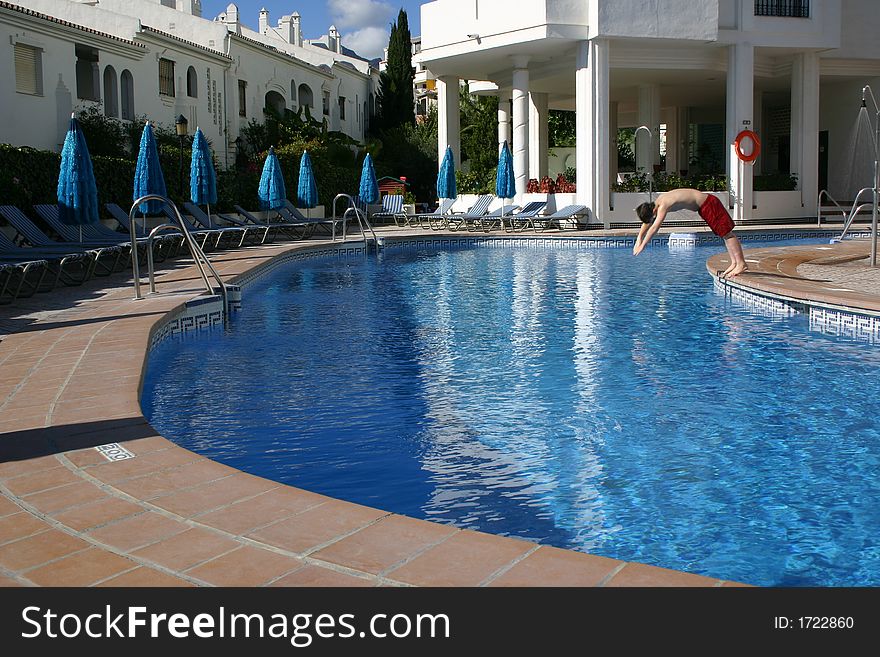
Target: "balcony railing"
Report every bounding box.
[755,1,810,17]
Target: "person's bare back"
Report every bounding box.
[654,188,708,214]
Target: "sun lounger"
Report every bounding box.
[371,194,406,226]
[0,205,121,276]
[182,202,264,247]
[446,195,494,231]
[233,205,311,241]
[409,198,456,229]
[105,203,183,258]
[0,257,50,302]
[281,200,341,236]
[162,206,250,250]
[503,201,548,232]
[532,205,589,231]
[0,230,93,287]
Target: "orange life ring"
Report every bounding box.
[734,130,761,163]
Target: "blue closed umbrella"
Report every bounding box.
[190,127,217,227]
[437,145,456,200]
[358,153,379,205]
[496,140,515,200]
[133,122,167,216]
[496,140,516,221]
[297,150,318,218]
[258,146,286,214]
[57,114,99,242]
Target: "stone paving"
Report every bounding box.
[4,222,865,588]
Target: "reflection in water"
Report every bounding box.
[144,240,880,585]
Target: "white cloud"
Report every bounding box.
[342,25,390,60]
[327,0,394,31]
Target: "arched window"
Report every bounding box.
[120,69,134,120]
[103,65,118,118]
[186,66,198,98]
[363,101,368,131]
[290,79,297,108]
[264,90,285,116]
[298,83,313,109]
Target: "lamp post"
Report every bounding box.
[175,114,188,199]
[862,86,879,266]
[635,125,654,202]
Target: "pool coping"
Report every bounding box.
[706,237,880,342]
[4,225,850,588]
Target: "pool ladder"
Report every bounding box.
[127,194,228,322]
[331,194,381,254]
[819,188,875,243]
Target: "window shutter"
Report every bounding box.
[14,43,42,95]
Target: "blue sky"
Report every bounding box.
[200,1,424,59]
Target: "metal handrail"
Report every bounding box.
[331,193,380,253]
[834,187,875,241]
[145,224,186,293]
[128,195,228,318]
[817,189,847,225]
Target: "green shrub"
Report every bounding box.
[753,172,798,191]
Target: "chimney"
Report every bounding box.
[223,3,240,34]
[292,11,302,47]
[259,7,269,34]
[279,15,294,43]
[329,25,340,53]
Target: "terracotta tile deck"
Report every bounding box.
[4,224,856,588]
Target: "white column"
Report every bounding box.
[575,38,610,226]
[437,75,460,169]
[753,90,763,175]
[498,90,511,152]
[637,83,660,173]
[726,43,755,221]
[528,92,548,181]
[609,101,619,189]
[511,57,530,200]
[792,52,820,214]
[676,106,690,175]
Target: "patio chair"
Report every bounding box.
[233,204,312,241]
[446,195,494,231]
[533,205,589,231]
[503,201,548,232]
[371,194,406,226]
[0,205,121,276]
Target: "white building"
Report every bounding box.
[2,0,379,167]
[417,0,880,225]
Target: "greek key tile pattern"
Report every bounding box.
[234,244,369,291]
[148,296,225,352]
[809,307,880,343]
[714,279,802,318]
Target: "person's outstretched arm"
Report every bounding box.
[633,222,650,254]
[633,207,667,255]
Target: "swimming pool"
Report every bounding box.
[143,238,880,586]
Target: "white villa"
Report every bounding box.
[1,0,379,168]
[417,0,880,226]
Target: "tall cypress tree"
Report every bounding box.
[377,9,415,132]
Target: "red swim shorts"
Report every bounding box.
[698,194,734,237]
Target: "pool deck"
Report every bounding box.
[0,222,867,588]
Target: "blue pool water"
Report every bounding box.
[143,239,880,586]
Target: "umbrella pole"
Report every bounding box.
[79,225,83,243]
[206,203,212,228]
